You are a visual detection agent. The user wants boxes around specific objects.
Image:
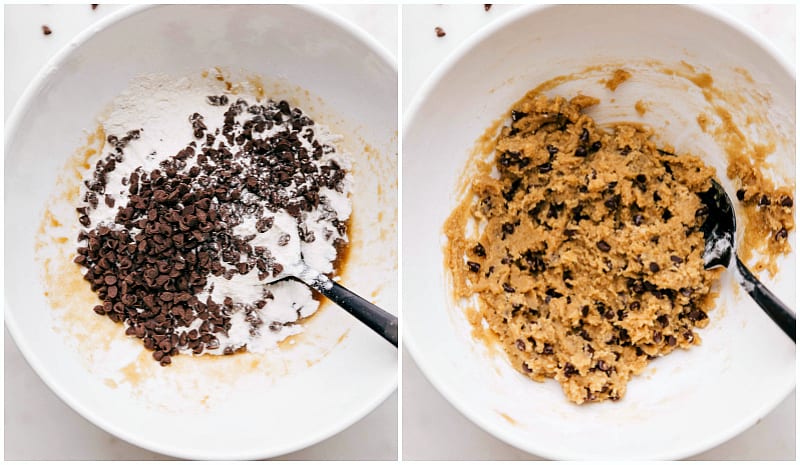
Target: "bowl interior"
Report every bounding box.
[5,4,397,459]
[404,4,795,460]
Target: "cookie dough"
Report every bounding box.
[604,68,631,91]
[728,150,794,276]
[445,95,722,404]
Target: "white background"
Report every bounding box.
[402,3,796,461]
[3,4,397,460]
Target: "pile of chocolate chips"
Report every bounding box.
[74,97,348,365]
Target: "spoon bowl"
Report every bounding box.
[255,206,398,346]
[699,179,736,270]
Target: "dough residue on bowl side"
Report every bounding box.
[661,62,795,276]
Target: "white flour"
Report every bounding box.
[78,72,352,355]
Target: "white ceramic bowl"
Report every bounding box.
[404,4,795,460]
[5,4,397,460]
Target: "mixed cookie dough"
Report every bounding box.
[445,95,723,404]
[727,150,794,276]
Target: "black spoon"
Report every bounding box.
[699,179,795,342]
[262,220,397,347]
[292,262,398,347]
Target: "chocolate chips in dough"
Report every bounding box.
[445,95,723,404]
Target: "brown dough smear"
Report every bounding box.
[727,147,794,276]
[444,95,722,404]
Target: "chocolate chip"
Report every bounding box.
[666,335,677,346]
[277,234,290,246]
[563,362,579,378]
[780,195,793,207]
[758,195,771,206]
[596,240,611,252]
[634,174,647,191]
[467,261,481,272]
[579,128,589,143]
[538,162,553,173]
[206,95,229,106]
[542,343,554,355]
[484,4,492,11]
[575,146,587,157]
[649,262,660,273]
[775,228,788,240]
[473,243,486,257]
[515,339,525,351]
[652,330,663,343]
[670,255,683,264]
[736,189,746,201]
[502,222,515,235]
[546,145,558,156]
[434,26,446,37]
[629,301,640,311]
[511,110,527,122]
[688,309,707,321]
[545,288,563,299]
[604,195,620,210]
[42,25,52,35]
[502,283,515,293]
[633,214,644,226]
[499,151,524,168]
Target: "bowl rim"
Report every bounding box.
[402,3,795,460]
[5,3,397,460]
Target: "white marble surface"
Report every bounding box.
[3,4,397,460]
[401,3,796,461]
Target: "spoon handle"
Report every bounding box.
[320,281,398,347]
[735,255,796,342]
[297,265,397,347]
